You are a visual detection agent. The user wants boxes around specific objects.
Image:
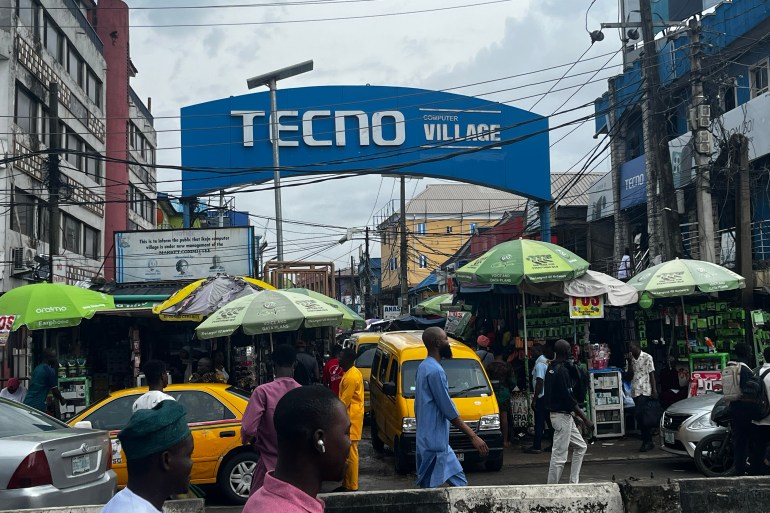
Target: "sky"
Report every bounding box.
[127,0,626,267]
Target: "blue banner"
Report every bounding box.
[620,155,647,209]
[180,86,551,200]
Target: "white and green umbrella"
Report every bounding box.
[286,287,366,330]
[456,239,589,285]
[414,293,453,316]
[627,258,745,298]
[196,289,343,339]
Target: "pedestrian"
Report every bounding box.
[486,346,513,448]
[188,356,227,383]
[751,346,770,475]
[294,340,320,385]
[626,341,657,452]
[214,350,230,382]
[243,386,351,513]
[100,400,194,513]
[526,343,551,453]
[545,339,593,484]
[660,355,687,409]
[337,348,364,492]
[415,327,489,488]
[133,360,175,412]
[475,335,494,367]
[322,345,345,394]
[241,344,302,493]
[617,248,632,279]
[729,342,761,475]
[23,348,69,414]
[0,377,27,403]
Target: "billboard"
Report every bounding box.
[586,171,614,222]
[620,155,647,209]
[115,227,255,283]
[180,86,551,200]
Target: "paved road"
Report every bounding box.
[205,433,703,512]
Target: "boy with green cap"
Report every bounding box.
[101,400,194,513]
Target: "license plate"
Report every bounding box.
[72,454,91,475]
[664,431,675,445]
[455,452,464,462]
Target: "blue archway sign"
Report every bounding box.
[180,85,551,200]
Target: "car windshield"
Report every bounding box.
[401,359,492,398]
[0,399,68,437]
[355,346,376,369]
[356,343,376,358]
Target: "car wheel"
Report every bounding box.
[485,453,504,471]
[694,433,735,477]
[370,416,384,452]
[394,436,410,475]
[217,451,258,504]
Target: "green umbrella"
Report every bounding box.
[627,258,745,298]
[414,293,453,316]
[456,239,589,285]
[0,282,115,331]
[286,288,366,330]
[196,289,343,339]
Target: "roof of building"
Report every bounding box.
[550,172,605,207]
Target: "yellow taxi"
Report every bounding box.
[69,383,253,504]
[351,333,380,413]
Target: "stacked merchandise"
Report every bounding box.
[520,302,586,342]
[232,345,258,390]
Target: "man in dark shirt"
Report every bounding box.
[23,348,68,414]
[729,343,759,476]
[544,339,593,484]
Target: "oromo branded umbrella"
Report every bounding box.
[0,282,115,331]
[285,288,366,330]
[627,258,745,298]
[195,289,343,339]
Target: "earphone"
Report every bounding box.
[317,440,326,453]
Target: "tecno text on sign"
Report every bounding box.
[624,174,645,190]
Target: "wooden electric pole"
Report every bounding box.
[400,176,409,314]
[733,134,753,308]
[364,226,372,318]
[47,82,60,283]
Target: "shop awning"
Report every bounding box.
[409,273,438,294]
[96,281,194,317]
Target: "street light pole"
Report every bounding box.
[246,60,314,263]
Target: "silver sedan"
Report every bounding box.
[660,393,725,458]
[0,398,116,509]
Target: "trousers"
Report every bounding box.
[547,412,587,484]
[533,396,547,450]
[342,441,359,490]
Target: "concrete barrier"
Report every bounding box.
[678,476,770,513]
[1,498,205,513]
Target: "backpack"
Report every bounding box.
[721,361,746,401]
[741,367,770,421]
[293,359,312,386]
[566,361,590,406]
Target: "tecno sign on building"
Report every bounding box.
[180,86,551,200]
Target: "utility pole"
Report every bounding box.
[399,176,409,314]
[47,82,60,284]
[640,0,682,262]
[608,78,629,266]
[364,226,371,318]
[733,134,753,308]
[689,17,715,263]
[350,255,356,314]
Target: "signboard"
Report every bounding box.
[383,305,400,320]
[180,86,551,200]
[0,315,15,347]
[568,296,605,319]
[619,155,646,209]
[669,132,695,189]
[586,171,613,221]
[115,227,254,283]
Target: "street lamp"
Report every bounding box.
[246,60,314,262]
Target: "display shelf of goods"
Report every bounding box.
[589,369,624,438]
[519,303,586,340]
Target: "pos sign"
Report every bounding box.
[569,296,604,319]
[0,315,16,348]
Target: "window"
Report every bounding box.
[418,254,428,269]
[64,128,83,169]
[721,84,737,113]
[84,144,101,183]
[44,15,63,63]
[37,200,49,242]
[86,70,102,107]
[469,223,477,234]
[0,400,67,437]
[129,184,155,222]
[17,0,37,29]
[388,361,399,386]
[171,391,235,424]
[11,188,35,237]
[446,226,453,234]
[83,395,139,431]
[417,223,426,235]
[15,85,38,135]
[83,225,99,259]
[750,60,769,98]
[67,47,83,86]
[401,359,491,398]
[388,257,398,270]
[371,351,383,383]
[378,352,391,383]
[355,346,376,369]
[62,213,81,253]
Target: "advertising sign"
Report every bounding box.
[115,227,254,283]
[0,315,15,348]
[619,154,646,209]
[383,305,400,320]
[669,132,695,189]
[586,171,613,221]
[180,86,551,200]
[568,296,605,319]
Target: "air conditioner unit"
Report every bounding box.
[698,105,711,128]
[696,130,711,144]
[698,141,712,154]
[11,247,25,271]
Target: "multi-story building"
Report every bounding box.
[2,0,107,289]
[0,0,156,289]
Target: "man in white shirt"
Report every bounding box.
[626,341,657,452]
[617,248,632,280]
[0,378,26,403]
[753,347,770,473]
[133,361,174,412]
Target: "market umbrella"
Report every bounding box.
[414,293,453,316]
[0,282,115,331]
[195,289,343,340]
[153,275,276,321]
[522,270,639,306]
[627,258,745,297]
[286,287,366,330]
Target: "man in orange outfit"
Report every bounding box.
[337,348,364,491]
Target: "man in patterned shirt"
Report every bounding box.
[626,341,657,452]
